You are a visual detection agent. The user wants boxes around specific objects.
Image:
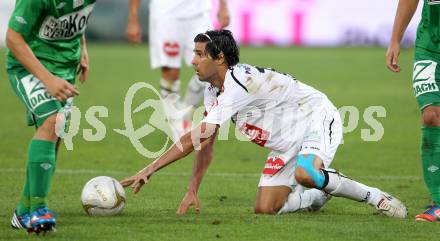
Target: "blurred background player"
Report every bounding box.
[387,0,440,222]
[122,30,408,219]
[6,0,95,233]
[126,0,230,140]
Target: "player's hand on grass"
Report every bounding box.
[78,46,89,83]
[386,43,401,73]
[126,19,142,43]
[120,167,151,194]
[46,75,79,101]
[177,191,200,215]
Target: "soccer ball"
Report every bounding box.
[81,176,126,216]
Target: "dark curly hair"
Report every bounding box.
[194,29,239,67]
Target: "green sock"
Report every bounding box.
[27,139,56,212]
[16,170,30,215]
[421,126,440,205]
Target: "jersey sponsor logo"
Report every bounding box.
[239,123,270,147]
[428,0,440,5]
[413,60,439,97]
[38,4,95,40]
[163,42,180,57]
[20,75,55,110]
[414,82,439,96]
[262,156,285,175]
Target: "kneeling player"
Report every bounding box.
[121,30,407,218]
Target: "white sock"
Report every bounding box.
[357,183,382,206]
[160,78,180,99]
[278,186,328,214]
[183,75,205,107]
[322,169,381,205]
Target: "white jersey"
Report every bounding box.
[202,64,335,154]
[150,0,212,19]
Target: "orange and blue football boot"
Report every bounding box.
[30,207,56,233]
[415,204,440,222]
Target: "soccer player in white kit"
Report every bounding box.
[121,30,408,218]
[126,0,230,140]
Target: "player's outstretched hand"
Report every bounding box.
[120,168,151,194]
[177,191,200,215]
[46,76,79,101]
[386,43,401,73]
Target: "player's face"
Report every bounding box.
[192,42,218,83]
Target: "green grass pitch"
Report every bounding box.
[0,44,437,240]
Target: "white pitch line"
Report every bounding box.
[0,168,422,181]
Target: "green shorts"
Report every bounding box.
[7,67,74,127]
[413,51,440,110]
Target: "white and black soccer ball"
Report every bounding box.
[81,176,126,216]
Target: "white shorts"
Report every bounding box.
[149,12,212,69]
[258,103,342,189]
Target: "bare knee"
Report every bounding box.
[422,106,440,126]
[254,186,291,215]
[34,115,58,141]
[294,168,314,187]
[161,67,180,81]
[254,203,278,215]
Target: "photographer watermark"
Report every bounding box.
[56,82,387,158]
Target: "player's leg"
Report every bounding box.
[7,71,34,230]
[254,186,291,214]
[160,66,188,141]
[28,115,58,233]
[160,67,180,99]
[295,156,407,218]
[412,53,440,221]
[8,70,62,232]
[294,104,407,218]
[416,106,440,222]
[294,106,406,218]
[277,184,331,214]
[295,155,377,204]
[149,15,188,140]
[255,152,330,214]
[149,14,183,99]
[256,179,330,215]
[183,75,205,127]
[184,76,205,109]
[12,113,62,231]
